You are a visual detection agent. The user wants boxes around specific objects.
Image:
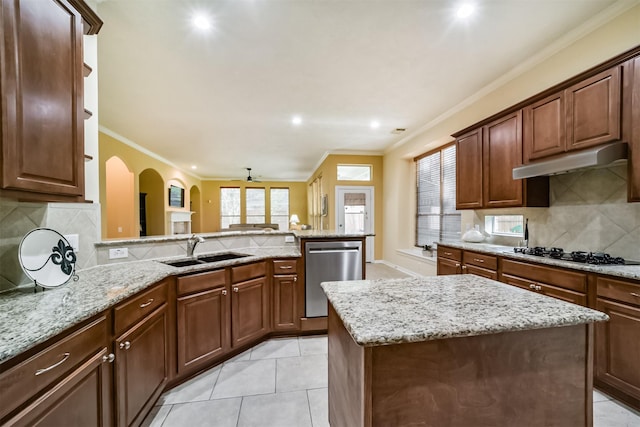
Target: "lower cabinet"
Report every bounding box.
[114,305,169,427]
[231,276,270,347]
[273,259,300,332]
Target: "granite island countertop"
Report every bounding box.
[437,241,640,281]
[321,275,608,347]
[0,246,300,364]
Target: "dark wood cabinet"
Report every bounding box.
[436,246,497,279]
[231,276,270,348]
[272,259,300,332]
[114,305,169,427]
[436,256,460,275]
[566,66,621,151]
[455,128,483,209]
[523,92,566,162]
[595,276,640,409]
[627,55,640,202]
[0,0,100,202]
[176,282,230,375]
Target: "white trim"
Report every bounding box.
[99,126,203,180]
[385,0,640,154]
[373,259,423,278]
[396,248,437,265]
[307,150,384,181]
[335,186,375,262]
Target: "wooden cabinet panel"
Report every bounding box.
[483,111,523,208]
[5,349,112,427]
[595,298,640,407]
[455,129,483,209]
[273,275,300,331]
[538,283,587,306]
[437,246,462,262]
[0,315,108,421]
[501,259,586,293]
[566,67,621,150]
[231,276,270,348]
[273,259,298,275]
[0,0,85,199]
[463,264,497,280]
[628,55,640,202]
[436,257,460,275]
[177,287,230,375]
[597,276,640,307]
[176,269,225,296]
[115,305,168,427]
[523,92,566,162]
[114,280,168,336]
[463,251,497,270]
[231,262,266,283]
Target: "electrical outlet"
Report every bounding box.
[64,234,79,252]
[109,248,128,259]
[284,235,295,243]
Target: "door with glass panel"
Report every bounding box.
[336,186,374,262]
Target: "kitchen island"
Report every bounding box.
[322,275,608,427]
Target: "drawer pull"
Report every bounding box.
[529,284,536,290]
[119,341,131,350]
[233,287,239,293]
[631,292,640,298]
[35,352,70,376]
[294,277,297,282]
[444,252,452,256]
[455,263,461,268]
[102,353,115,363]
[461,266,467,271]
[473,258,484,263]
[222,290,227,296]
[139,298,154,308]
[279,266,293,270]
[536,285,542,291]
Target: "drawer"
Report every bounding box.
[0,315,108,421]
[232,262,266,283]
[463,251,497,270]
[597,276,640,307]
[501,273,586,306]
[501,259,586,292]
[464,264,497,280]
[177,269,226,296]
[114,280,168,335]
[437,246,462,262]
[273,259,298,275]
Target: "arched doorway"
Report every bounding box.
[190,185,202,233]
[105,156,135,238]
[139,168,165,236]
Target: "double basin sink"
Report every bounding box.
[161,252,250,268]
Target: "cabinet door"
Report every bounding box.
[273,275,300,331]
[463,264,497,280]
[0,0,85,199]
[436,257,460,275]
[231,276,270,348]
[595,298,640,404]
[455,128,483,209]
[177,287,230,375]
[523,92,565,162]
[482,111,523,208]
[5,349,112,427]
[115,305,168,427]
[538,283,587,306]
[566,67,621,151]
[629,56,640,202]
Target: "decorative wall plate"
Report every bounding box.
[19,228,77,288]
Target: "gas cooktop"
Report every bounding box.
[513,247,640,266]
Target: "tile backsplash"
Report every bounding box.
[467,164,640,261]
[0,200,100,292]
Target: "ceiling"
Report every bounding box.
[97,0,629,181]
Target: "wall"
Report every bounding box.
[200,181,308,232]
[307,154,384,260]
[382,5,640,273]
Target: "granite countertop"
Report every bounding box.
[294,230,374,238]
[0,246,300,364]
[321,275,608,347]
[437,241,640,281]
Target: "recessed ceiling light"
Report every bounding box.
[292,115,302,125]
[456,3,476,19]
[191,165,197,170]
[192,13,212,31]
[370,120,380,129]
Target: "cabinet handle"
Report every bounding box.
[294,277,297,282]
[279,266,293,270]
[222,290,227,296]
[139,298,154,308]
[119,341,131,350]
[102,353,115,363]
[631,292,640,298]
[35,352,70,376]
[536,285,542,291]
[529,284,536,290]
[444,252,452,256]
[233,287,239,293]
[473,258,484,263]
[455,263,461,268]
[461,266,467,271]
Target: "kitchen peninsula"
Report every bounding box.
[322,275,608,427]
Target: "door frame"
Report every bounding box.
[335,186,374,262]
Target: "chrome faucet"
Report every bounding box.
[187,234,205,257]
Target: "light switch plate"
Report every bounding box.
[64,234,79,252]
[284,235,295,243]
[109,248,128,259]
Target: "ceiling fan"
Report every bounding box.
[236,168,261,183]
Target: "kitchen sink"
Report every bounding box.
[161,252,250,268]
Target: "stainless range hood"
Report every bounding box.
[512,142,628,180]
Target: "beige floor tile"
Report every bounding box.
[298,335,327,356]
[250,337,300,360]
[162,398,241,427]
[593,398,640,427]
[157,366,220,405]
[276,355,328,393]
[307,388,329,427]
[212,359,276,399]
[237,390,312,427]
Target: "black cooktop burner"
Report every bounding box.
[513,247,639,265]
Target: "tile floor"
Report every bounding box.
[142,263,640,427]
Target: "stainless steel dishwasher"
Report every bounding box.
[304,240,363,317]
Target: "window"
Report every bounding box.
[246,188,265,224]
[270,188,290,230]
[220,188,241,228]
[485,215,524,237]
[337,165,371,181]
[415,143,460,246]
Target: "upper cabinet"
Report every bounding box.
[523,92,566,161]
[455,129,483,209]
[626,56,640,202]
[0,0,101,202]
